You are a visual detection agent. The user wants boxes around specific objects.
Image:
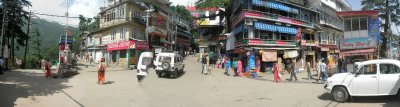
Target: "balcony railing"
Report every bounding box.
[235,39,297,47]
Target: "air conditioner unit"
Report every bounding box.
[245,19,253,25]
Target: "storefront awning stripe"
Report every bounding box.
[252,0,263,6]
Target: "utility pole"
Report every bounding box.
[145,6,154,42]
[0,1,7,58]
[23,11,32,68]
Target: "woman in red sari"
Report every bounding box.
[44,58,51,78]
[97,58,106,85]
[273,62,281,82]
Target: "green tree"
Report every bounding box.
[30,28,41,59]
[361,0,400,57]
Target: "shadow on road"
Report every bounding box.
[0,71,74,107]
[160,71,186,79]
[318,93,400,107]
[103,81,115,85]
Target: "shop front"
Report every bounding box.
[107,40,149,68]
[320,44,339,68]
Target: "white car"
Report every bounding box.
[153,52,184,78]
[325,59,400,102]
[137,52,153,76]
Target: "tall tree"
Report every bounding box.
[0,0,31,69]
[30,28,41,58]
[361,0,400,57]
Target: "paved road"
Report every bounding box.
[0,57,399,107]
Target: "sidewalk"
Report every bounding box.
[76,60,127,72]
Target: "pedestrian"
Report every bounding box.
[44,58,51,78]
[273,62,281,82]
[320,59,328,83]
[202,55,210,75]
[89,55,94,67]
[233,58,238,76]
[316,59,322,83]
[97,58,106,85]
[306,61,313,80]
[225,58,231,76]
[289,59,298,81]
[0,57,3,75]
[237,58,243,77]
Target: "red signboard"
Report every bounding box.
[244,11,263,17]
[135,41,149,50]
[248,39,262,45]
[107,40,134,51]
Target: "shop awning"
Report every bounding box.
[254,22,277,32]
[341,49,375,54]
[252,0,263,6]
[255,22,297,35]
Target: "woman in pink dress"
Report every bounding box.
[237,59,243,77]
[273,62,281,82]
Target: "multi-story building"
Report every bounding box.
[306,0,351,67]
[99,0,149,68]
[171,13,193,54]
[186,6,226,54]
[337,10,380,62]
[227,0,318,72]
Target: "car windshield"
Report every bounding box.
[158,56,172,63]
[142,57,152,65]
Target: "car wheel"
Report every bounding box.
[332,86,349,103]
[161,62,170,70]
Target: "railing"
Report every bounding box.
[235,39,297,47]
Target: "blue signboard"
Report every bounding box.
[368,17,380,40]
[248,52,256,69]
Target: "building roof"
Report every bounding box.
[336,10,379,20]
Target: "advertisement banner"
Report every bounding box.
[248,52,256,69]
[262,50,277,62]
[107,40,134,51]
[340,37,376,49]
[368,17,380,40]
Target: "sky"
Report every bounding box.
[27,0,104,27]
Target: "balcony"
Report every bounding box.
[231,10,314,29]
[235,39,297,47]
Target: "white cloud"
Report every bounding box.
[27,0,103,27]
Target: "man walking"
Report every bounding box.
[306,61,313,80]
[202,55,210,75]
[320,59,328,83]
[289,59,298,81]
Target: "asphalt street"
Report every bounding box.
[0,56,399,107]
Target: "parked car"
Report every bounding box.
[153,52,184,78]
[325,59,400,102]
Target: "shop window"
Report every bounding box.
[351,18,359,31]
[120,27,125,40]
[344,19,351,31]
[120,50,126,58]
[259,30,274,40]
[360,18,368,30]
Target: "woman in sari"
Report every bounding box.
[237,58,243,77]
[273,62,281,82]
[97,58,106,85]
[44,58,51,78]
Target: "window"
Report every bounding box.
[259,31,274,40]
[358,64,377,75]
[120,28,125,39]
[351,18,359,31]
[142,57,152,65]
[360,18,368,30]
[131,28,135,39]
[344,19,351,31]
[209,11,216,20]
[111,30,116,40]
[120,50,126,58]
[379,64,400,74]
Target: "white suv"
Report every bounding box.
[325,59,400,102]
[153,52,184,78]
